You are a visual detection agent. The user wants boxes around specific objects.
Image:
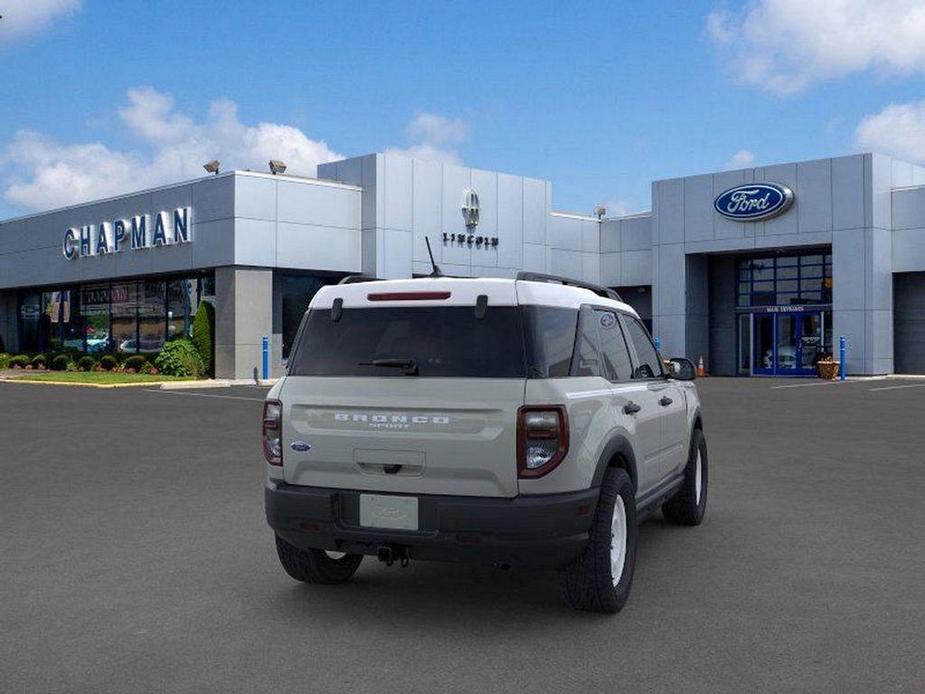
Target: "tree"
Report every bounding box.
[192,300,215,377]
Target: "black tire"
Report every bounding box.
[558,467,637,614]
[274,534,363,584]
[662,428,708,526]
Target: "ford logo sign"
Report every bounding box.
[714,183,794,221]
[290,441,312,452]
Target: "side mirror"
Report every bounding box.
[667,357,696,381]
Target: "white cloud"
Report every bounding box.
[1,86,343,211]
[0,0,80,42]
[727,149,755,168]
[386,112,468,163]
[707,0,925,94]
[856,100,925,161]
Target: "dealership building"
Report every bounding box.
[1,150,924,378]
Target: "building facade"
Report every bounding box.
[2,151,924,378]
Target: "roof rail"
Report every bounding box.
[516,272,622,302]
[338,274,382,285]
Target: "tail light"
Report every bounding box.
[517,406,569,478]
[263,399,282,466]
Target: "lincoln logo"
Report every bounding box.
[461,188,480,228]
[714,183,793,221]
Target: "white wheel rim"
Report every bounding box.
[325,550,347,560]
[610,497,627,586]
[694,450,703,505]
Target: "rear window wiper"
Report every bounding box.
[358,358,419,376]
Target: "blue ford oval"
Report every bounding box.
[714,183,794,221]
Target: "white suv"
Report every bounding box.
[263,273,707,613]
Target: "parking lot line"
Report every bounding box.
[145,389,266,401]
[867,382,925,392]
[770,381,843,389]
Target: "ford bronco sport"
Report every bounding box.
[264,272,707,613]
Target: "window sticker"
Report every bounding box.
[599,312,617,329]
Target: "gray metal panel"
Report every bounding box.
[522,178,547,245]
[276,222,360,272]
[547,214,584,251]
[234,218,276,267]
[496,172,524,269]
[796,158,833,233]
[892,228,925,272]
[894,272,925,373]
[621,215,652,250]
[276,179,360,229]
[412,159,443,263]
[522,243,546,273]
[382,154,413,232]
[235,175,276,221]
[891,187,925,231]
[601,219,620,253]
[682,174,714,242]
[831,155,866,230]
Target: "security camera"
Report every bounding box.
[203,160,220,175]
[269,160,287,175]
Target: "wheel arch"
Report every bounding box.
[591,435,639,492]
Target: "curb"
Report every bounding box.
[0,378,197,389]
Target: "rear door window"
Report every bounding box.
[623,315,664,379]
[594,309,633,381]
[572,307,605,377]
[288,306,526,378]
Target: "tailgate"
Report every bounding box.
[280,377,524,497]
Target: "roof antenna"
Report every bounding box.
[424,236,443,277]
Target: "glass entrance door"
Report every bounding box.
[750,310,823,376]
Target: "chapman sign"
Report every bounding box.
[63,207,192,260]
[714,183,793,222]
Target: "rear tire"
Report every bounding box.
[662,428,708,526]
[274,534,363,584]
[558,467,637,614]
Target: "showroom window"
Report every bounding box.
[736,252,832,308]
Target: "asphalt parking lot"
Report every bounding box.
[2,377,925,693]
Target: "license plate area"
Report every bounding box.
[359,494,419,530]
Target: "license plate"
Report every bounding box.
[359,494,419,530]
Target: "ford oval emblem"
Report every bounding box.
[714,182,794,221]
[290,441,312,452]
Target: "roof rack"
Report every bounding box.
[516,272,622,302]
[338,274,382,285]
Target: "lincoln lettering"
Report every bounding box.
[63,206,192,260]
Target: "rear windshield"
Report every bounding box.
[287,304,581,379]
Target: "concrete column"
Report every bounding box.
[214,266,273,380]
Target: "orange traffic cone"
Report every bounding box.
[696,355,706,377]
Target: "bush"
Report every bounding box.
[99,355,118,371]
[0,353,8,369]
[192,301,215,377]
[51,354,72,371]
[154,338,203,377]
[9,354,29,368]
[124,355,149,372]
[78,356,97,372]
[31,354,47,369]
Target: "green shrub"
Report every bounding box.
[0,353,8,369]
[78,356,97,372]
[31,354,47,369]
[99,355,118,371]
[124,355,149,372]
[51,354,72,371]
[192,301,215,377]
[154,338,203,377]
[9,354,29,368]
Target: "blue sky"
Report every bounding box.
[2,0,925,220]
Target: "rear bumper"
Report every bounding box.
[265,480,599,570]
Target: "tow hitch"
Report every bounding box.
[377,545,411,567]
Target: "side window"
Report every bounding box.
[624,316,663,379]
[594,309,633,381]
[572,307,604,377]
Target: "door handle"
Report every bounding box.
[659,396,673,406]
[623,402,641,415]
